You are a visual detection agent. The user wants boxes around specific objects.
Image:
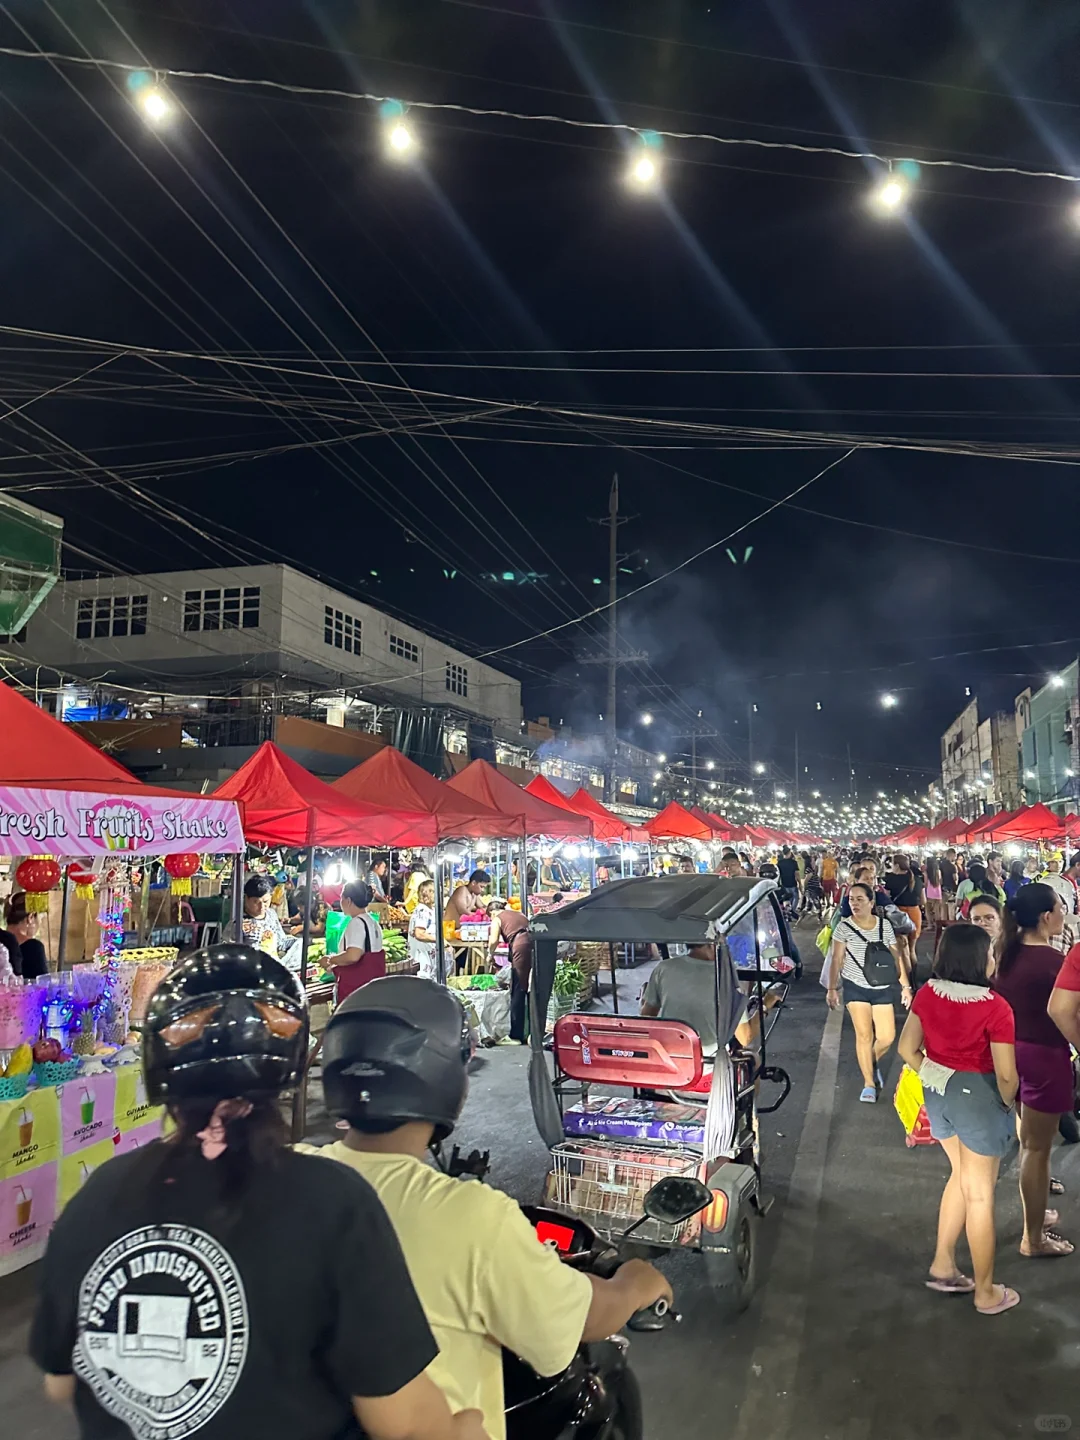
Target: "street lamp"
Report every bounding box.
[1051,674,1067,689]
[640,712,654,726]
[753,762,766,775]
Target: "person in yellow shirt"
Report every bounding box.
[302,977,672,1440]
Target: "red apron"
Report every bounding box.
[333,915,386,1003]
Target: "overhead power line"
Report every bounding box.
[0,42,1077,189]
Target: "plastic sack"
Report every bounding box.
[893,1064,926,1135]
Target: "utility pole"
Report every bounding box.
[691,728,697,796]
[605,474,619,804]
[583,475,646,803]
[795,731,800,805]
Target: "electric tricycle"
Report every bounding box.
[527,875,795,1317]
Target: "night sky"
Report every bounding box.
[3,0,1080,799]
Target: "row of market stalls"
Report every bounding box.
[882,802,1080,851]
[0,677,837,1274]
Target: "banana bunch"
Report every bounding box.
[3,1043,33,1077]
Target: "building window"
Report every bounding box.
[446,662,468,697]
[389,633,419,664]
[184,586,259,632]
[76,594,148,640]
[324,605,361,656]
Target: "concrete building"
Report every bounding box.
[940,698,1022,819]
[1018,661,1080,813]
[8,564,523,783]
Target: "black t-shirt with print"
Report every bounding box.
[30,1143,438,1440]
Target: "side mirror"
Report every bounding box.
[641,1175,712,1226]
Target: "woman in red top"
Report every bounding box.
[993,883,1074,1259]
[898,924,1019,1315]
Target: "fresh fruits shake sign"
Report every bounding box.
[0,788,244,854]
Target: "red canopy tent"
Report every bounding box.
[446,759,592,838]
[962,808,1020,845]
[566,788,640,843]
[0,679,245,854]
[334,747,512,840]
[644,802,713,842]
[215,742,438,847]
[705,812,741,842]
[525,773,582,814]
[995,803,1068,842]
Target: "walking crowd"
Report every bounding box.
[815,843,1080,1317]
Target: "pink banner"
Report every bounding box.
[0,786,244,855]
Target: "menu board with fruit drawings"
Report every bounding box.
[0,1073,163,1276]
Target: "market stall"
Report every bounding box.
[214,742,438,982]
[0,681,246,1274]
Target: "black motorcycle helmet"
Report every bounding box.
[321,975,471,1140]
[143,943,308,1105]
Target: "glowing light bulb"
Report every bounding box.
[387,122,415,156]
[871,176,908,214]
[137,86,172,125]
[880,692,899,709]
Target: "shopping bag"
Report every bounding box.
[893,1064,936,1146]
[893,1064,924,1133]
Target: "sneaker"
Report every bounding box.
[860,1086,877,1103]
[497,1037,524,1046]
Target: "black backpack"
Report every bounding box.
[844,917,896,988]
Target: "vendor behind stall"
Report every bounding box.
[487,899,532,1044]
[0,893,48,979]
[334,881,387,1002]
[242,875,303,971]
[408,879,439,979]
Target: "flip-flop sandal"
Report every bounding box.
[1021,1232,1075,1258]
[976,1286,1021,1316]
[1051,1178,1066,1197]
[925,1273,976,1293]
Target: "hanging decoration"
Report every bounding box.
[163,852,200,897]
[14,855,62,913]
[67,864,97,902]
[96,859,131,960]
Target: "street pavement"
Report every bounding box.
[3,918,1080,1437]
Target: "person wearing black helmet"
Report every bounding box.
[306,976,672,1440]
[29,944,487,1440]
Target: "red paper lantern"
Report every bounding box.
[163,852,200,896]
[15,855,62,913]
[67,864,97,901]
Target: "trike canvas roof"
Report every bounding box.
[528,875,777,946]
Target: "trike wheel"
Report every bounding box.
[702,1198,757,1318]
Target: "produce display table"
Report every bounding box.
[0,1068,165,1276]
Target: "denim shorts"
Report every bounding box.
[921,1070,1014,1157]
[842,977,895,1007]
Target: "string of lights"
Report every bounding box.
[0,44,1079,219]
